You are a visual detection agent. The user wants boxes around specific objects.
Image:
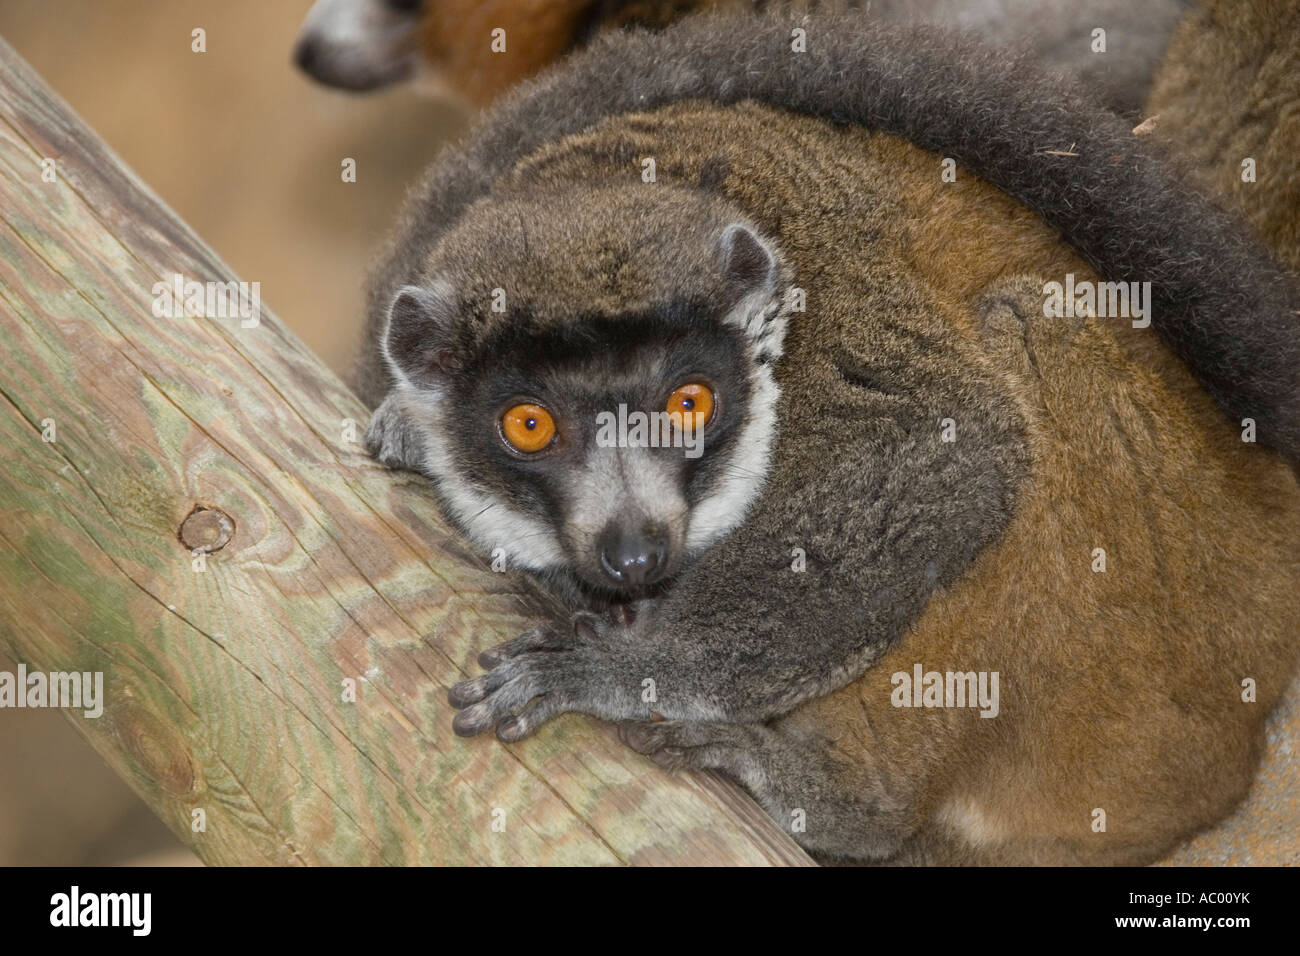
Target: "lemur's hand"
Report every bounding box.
[448,604,654,741]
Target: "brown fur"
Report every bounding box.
[417,0,596,106]
[1144,0,1300,269]
[413,1,876,106]
[736,115,1300,864]
[787,138,1300,864]
[788,252,1300,862]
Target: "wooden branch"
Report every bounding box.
[0,37,812,866]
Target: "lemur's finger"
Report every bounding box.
[447,667,512,709]
[453,696,512,737]
[477,626,554,668]
[496,694,570,742]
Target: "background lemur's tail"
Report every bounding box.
[370,12,1300,464]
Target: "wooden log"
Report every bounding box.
[0,37,812,866]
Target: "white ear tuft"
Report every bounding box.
[716,224,789,362]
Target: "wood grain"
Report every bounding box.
[0,37,813,866]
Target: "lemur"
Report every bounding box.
[357,12,1300,864]
[294,0,1193,114]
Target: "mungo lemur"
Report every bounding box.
[295,0,1191,114]
[358,13,1300,863]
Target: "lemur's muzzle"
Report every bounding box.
[597,523,669,589]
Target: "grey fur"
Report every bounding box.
[299,0,1190,113]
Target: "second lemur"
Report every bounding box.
[294,0,1191,114]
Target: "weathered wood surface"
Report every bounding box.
[0,37,813,866]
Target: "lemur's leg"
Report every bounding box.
[618,712,923,863]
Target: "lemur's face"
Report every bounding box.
[437,308,760,596]
[375,199,791,598]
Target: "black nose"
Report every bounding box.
[293,38,318,74]
[598,525,668,588]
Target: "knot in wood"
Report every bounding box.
[179,505,234,553]
[115,701,198,796]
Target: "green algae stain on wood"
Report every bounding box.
[0,37,812,866]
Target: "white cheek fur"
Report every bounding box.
[684,359,781,555]
[401,387,570,572]
[684,286,792,554]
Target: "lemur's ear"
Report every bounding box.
[716,223,777,296]
[716,223,788,361]
[382,283,460,388]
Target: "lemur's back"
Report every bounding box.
[502,99,1300,862]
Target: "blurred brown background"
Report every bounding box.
[0,0,467,864]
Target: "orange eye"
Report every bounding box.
[502,403,556,453]
[666,383,714,431]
